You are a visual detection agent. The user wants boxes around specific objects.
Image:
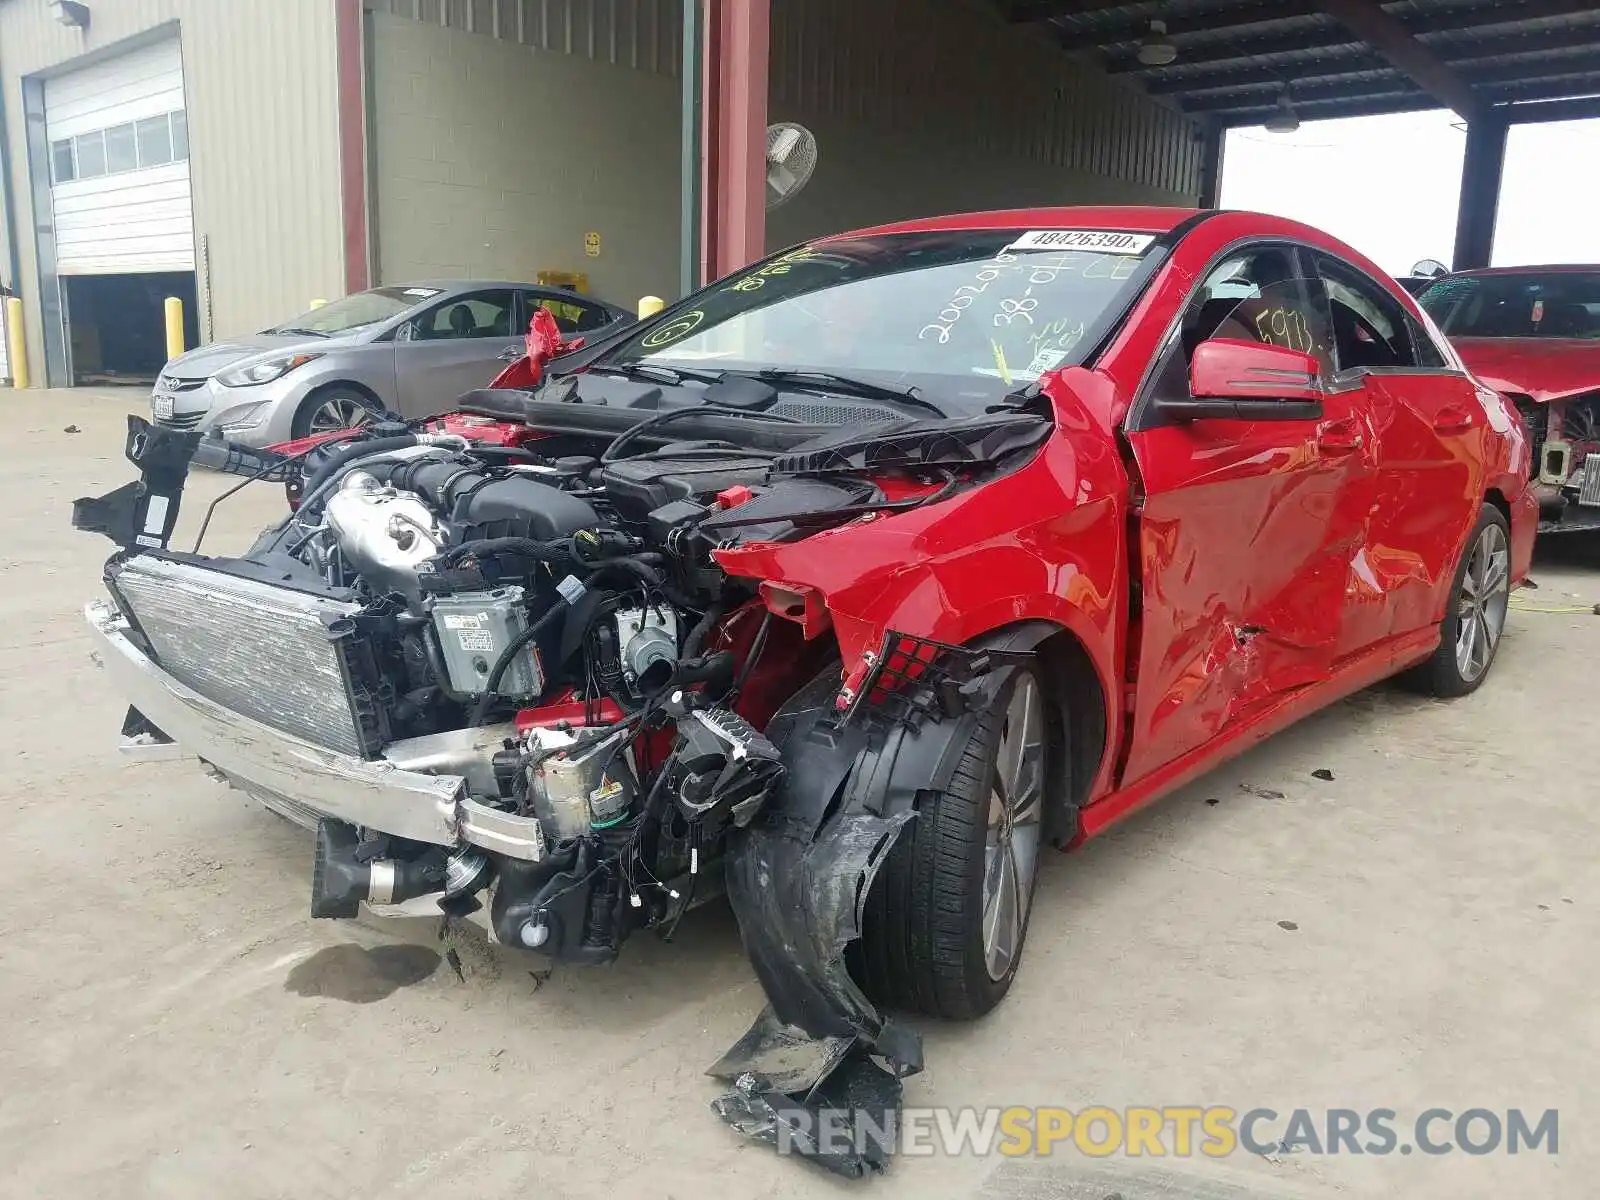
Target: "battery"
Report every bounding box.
[429,586,545,698]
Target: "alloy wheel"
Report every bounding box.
[981,674,1045,981]
[308,396,372,434]
[1455,521,1510,683]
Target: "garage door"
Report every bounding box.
[45,38,194,275]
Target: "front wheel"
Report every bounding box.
[292,387,379,438]
[857,666,1050,1019]
[1408,503,1512,697]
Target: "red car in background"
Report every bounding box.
[80,207,1537,1175]
[1420,265,1600,532]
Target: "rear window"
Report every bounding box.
[1420,272,1600,340]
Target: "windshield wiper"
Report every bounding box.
[594,361,726,387]
[745,369,947,417]
[273,326,332,338]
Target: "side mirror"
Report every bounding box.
[395,320,418,343]
[1159,338,1324,421]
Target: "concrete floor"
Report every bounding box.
[0,389,1593,1200]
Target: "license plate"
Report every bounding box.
[152,391,175,420]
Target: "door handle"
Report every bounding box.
[1316,419,1363,455]
[497,346,523,362]
[1433,404,1475,434]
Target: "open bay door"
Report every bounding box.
[45,36,197,382]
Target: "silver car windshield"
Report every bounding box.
[265,286,443,337]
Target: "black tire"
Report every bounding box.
[291,386,380,439]
[857,665,1049,1020]
[1405,502,1512,697]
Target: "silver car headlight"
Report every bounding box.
[216,352,322,388]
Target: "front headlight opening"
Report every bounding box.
[217,353,321,388]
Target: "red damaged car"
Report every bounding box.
[1419,265,1600,532]
[76,207,1535,1175]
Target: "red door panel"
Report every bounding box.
[1359,371,1488,638]
[1120,389,1376,784]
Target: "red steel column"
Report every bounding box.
[335,0,371,294]
[701,0,770,284]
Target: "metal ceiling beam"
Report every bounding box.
[1055,0,1600,55]
[1466,50,1600,87]
[1054,3,1318,53]
[1317,0,1481,117]
[1102,17,1600,76]
[1489,73,1600,101]
[1217,93,1443,126]
[1502,94,1600,122]
[1145,57,1398,96]
[1184,77,1423,113]
[1001,0,1152,22]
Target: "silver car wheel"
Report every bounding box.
[981,674,1045,982]
[1455,521,1510,683]
[307,395,372,434]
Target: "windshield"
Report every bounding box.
[1420,272,1600,340]
[601,229,1157,411]
[265,286,441,336]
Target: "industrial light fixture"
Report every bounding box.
[1264,89,1300,133]
[49,0,90,29]
[1136,20,1178,67]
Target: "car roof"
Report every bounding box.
[377,280,628,312]
[821,206,1202,241]
[1443,264,1600,277]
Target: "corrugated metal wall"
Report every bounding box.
[0,0,343,377]
[766,0,1205,248]
[771,0,1202,195]
[364,0,683,75]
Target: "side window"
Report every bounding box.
[415,290,515,340]
[1410,317,1449,368]
[1315,257,1418,372]
[1179,246,1334,376]
[524,290,608,334]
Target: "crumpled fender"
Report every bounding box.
[710,648,1027,1176]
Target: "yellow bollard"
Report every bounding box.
[4,296,27,389]
[164,296,185,360]
[637,295,665,319]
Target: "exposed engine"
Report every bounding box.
[249,421,851,959]
[75,392,1052,1176]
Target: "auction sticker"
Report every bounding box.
[1006,230,1155,254]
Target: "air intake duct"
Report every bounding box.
[311,819,450,918]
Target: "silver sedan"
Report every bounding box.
[151,281,632,446]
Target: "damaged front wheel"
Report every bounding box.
[859,664,1049,1019]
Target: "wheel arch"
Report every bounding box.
[968,619,1108,847]
[294,379,384,427]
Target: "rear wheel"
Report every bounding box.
[1408,503,1512,697]
[858,666,1048,1019]
[292,387,379,438]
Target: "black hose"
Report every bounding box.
[681,601,725,660]
[468,601,571,726]
[302,434,419,497]
[436,536,571,568]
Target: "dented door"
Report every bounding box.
[1121,388,1376,784]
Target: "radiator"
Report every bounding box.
[108,554,381,757]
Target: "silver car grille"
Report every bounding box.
[1581,454,1600,507]
[110,555,373,757]
[155,412,204,430]
[157,375,207,392]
